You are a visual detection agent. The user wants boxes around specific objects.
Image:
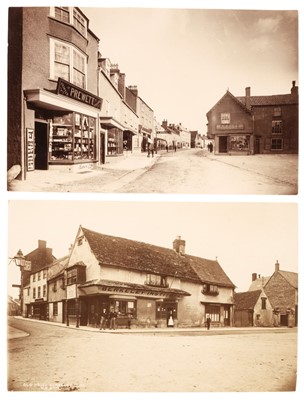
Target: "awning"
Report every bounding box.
[78,279,190,299]
[24,89,99,117]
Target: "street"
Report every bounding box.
[118,150,298,194]
[7,317,297,392]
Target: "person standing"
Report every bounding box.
[99,309,108,330]
[206,316,211,330]
[109,308,117,330]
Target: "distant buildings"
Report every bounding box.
[206,82,298,155]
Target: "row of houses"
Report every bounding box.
[14,226,297,329]
[7,6,191,182]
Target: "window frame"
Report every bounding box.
[50,7,87,38]
[205,304,220,322]
[221,113,230,124]
[271,138,283,151]
[49,38,87,89]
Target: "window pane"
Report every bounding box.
[55,43,70,64]
[55,7,70,23]
[73,69,85,88]
[73,9,86,36]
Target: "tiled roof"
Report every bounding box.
[279,271,298,289]
[234,290,262,310]
[79,278,191,296]
[206,90,252,116]
[47,256,69,281]
[82,227,235,288]
[236,94,297,108]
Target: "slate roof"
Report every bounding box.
[81,227,235,288]
[234,290,262,310]
[236,94,298,109]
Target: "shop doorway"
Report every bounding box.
[100,131,105,164]
[35,121,49,170]
[224,306,230,326]
[218,136,228,153]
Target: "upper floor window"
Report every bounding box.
[67,269,77,285]
[273,107,282,117]
[221,113,230,124]
[32,273,36,282]
[33,288,36,299]
[38,286,41,298]
[43,285,47,298]
[54,7,70,23]
[51,7,87,38]
[50,39,87,89]
[38,271,41,280]
[261,297,267,310]
[145,273,168,288]
[43,270,47,279]
[202,283,219,296]
[272,120,282,134]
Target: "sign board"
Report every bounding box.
[56,78,102,110]
[23,261,32,271]
[26,128,35,171]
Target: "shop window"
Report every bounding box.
[50,39,87,89]
[272,120,283,134]
[53,302,58,316]
[110,300,136,317]
[205,304,220,322]
[271,138,283,150]
[229,135,249,151]
[49,112,96,162]
[221,113,230,124]
[67,300,77,316]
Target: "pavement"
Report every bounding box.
[8,150,160,192]
[7,316,294,339]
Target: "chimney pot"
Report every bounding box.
[245,87,251,97]
[252,273,257,281]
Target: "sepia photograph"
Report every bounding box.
[6,5,298,194]
[7,200,298,392]
[3,0,303,399]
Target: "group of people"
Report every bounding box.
[96,309,133,330]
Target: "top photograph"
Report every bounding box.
[7,7,299,194]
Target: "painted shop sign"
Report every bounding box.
[56,78,102,110]
[216,124,244,130]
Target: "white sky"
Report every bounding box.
[81,5,298,131]
[6,200,298,297]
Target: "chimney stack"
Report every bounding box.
[275,260,280,272]
[162,120,168,130]
[173,236,185,255]
[38,240,46,249]
[291,80,298,97]
[245,87,251,109]
[252,273,257,282]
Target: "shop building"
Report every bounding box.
[206,82,298,155]
[8,7,102,180]
[98,60,140,157]
[62,227,235,329]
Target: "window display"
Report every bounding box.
[49,112,96,162]
[229,135,249,151]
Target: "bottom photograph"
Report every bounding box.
[7,200,298,393]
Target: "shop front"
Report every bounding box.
[215,133,253,155]
[29,299,48,320]
[24,78,102,173]
[75,279,190,329]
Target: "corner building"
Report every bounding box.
[8,7,102,179]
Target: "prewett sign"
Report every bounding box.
[56,78,102,110]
